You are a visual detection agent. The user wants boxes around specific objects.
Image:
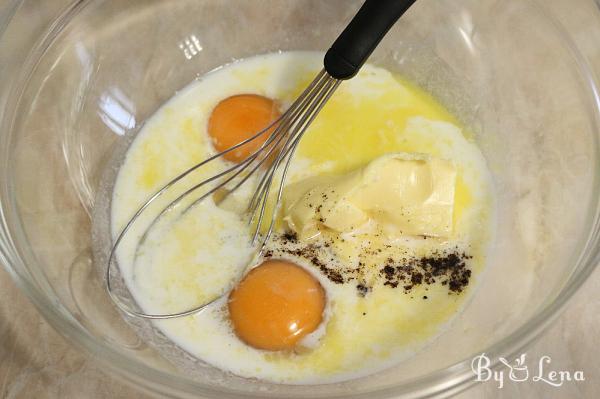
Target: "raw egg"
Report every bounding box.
[208,94,280,163]
[228,259,326,351]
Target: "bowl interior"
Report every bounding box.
[2,0,599,397]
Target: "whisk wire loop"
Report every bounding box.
[105,0,418,319]
[106,70,340,319]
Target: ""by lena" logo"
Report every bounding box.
[471,353,585,389]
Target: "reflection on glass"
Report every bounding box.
[98,88,136,135]
[178,34,203,60]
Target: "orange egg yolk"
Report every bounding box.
[228,259,326,351]
[208,94,280,163]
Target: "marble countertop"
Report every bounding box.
[1,0,599,398]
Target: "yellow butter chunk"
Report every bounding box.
[283,153,457,239]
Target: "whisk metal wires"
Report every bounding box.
[106,71,341,319]
[105,0,417,319]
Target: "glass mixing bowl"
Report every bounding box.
[1,0,599,397]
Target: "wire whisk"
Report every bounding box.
[106,0,417,319]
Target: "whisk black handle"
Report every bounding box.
[324,0,417,80]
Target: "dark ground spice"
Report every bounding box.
[356,284,371,297]
[270,234,355,285]
[266,233,473,298]
[380,251,472,294]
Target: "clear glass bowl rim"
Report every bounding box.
[0,0,599,398]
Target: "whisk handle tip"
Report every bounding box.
[324,0,417,80]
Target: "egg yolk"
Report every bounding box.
[228,259,326,351]
[208,94,280,163]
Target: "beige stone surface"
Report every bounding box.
[1,0,600,398]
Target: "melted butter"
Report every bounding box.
[294,75,456,171]
[454,175,473,229]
